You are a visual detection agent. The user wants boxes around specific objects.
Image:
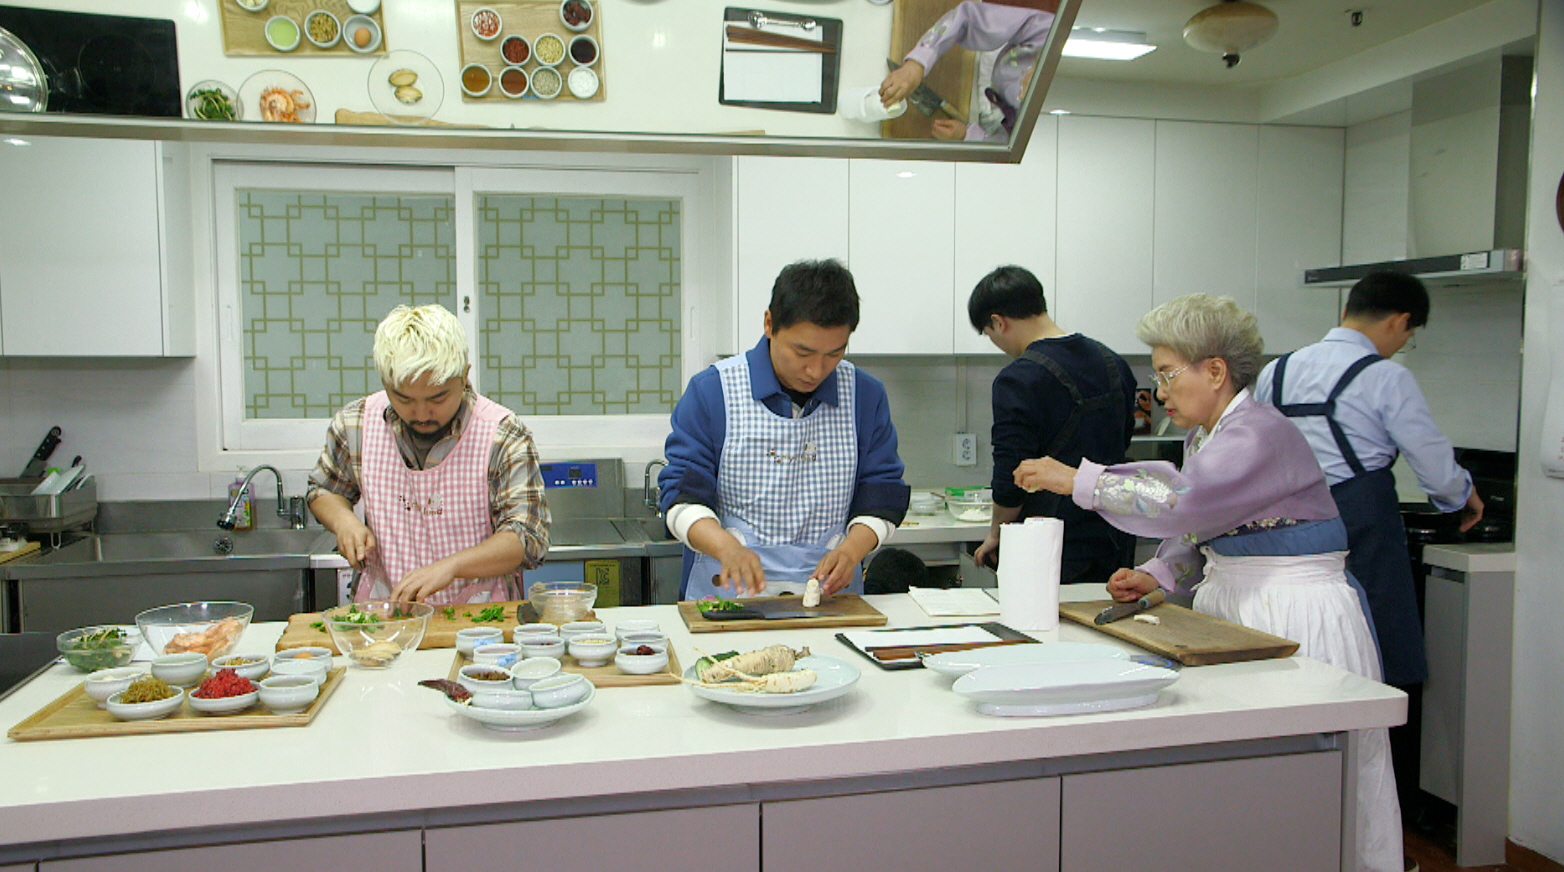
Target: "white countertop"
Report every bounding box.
[892,512,991,544]
[1422,542,1517,573]
[0,592,1404,850]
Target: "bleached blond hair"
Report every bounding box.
[372,304,469,387]
[1135,294,1265,390]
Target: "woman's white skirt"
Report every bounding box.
[1196,549,1402,872]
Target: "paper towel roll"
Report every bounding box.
[997,517,1063,632]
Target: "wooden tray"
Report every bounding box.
[0,541,41,565]
[8,668,346,742]
[1059,601,1300,666]
[455,0,606,103]
[677,594,888,633]
[276,600,595,652]
[445,646,682,688]
[218,0,387,57]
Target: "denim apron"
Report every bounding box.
[683,355,861,600]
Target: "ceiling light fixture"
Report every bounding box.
[1183,0,1279,68]
[1061,28,1156,62]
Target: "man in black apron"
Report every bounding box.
[968,265,1138,585]
[1255,270,1483,826]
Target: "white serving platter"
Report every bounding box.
[684,654,859,715]
[921,642,1130,678]
[442,683,594,732]
[952,658,1179,717]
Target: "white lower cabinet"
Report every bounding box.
[763,779,1061,872]
[1060,751,1343,872]
[39,831,421,872]
[424,804,758,872]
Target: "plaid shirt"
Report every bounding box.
[306,388,550,567]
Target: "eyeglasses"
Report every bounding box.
[1150,361,1196,389]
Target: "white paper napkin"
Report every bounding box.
[996,517,1063,632]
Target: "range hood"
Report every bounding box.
[1306,55,1530,290]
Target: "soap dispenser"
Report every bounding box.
[228,470,254,531]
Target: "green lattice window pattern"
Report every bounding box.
[477,195,682,415]
[238,190,457,419]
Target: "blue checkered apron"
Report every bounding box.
[684,354,862,599]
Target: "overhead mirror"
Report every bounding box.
[0,0,1076,162]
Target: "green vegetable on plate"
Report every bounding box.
[693,651,739,682]
[189,88,236,121]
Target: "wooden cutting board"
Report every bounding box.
[882,0,975,141]
[276,600,592,652]
[1058,601,1300,666]
[678,594,888,633]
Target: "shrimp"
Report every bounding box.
[258,86,311,123]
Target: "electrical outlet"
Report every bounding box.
[953,433,978,467]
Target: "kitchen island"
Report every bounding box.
[0,593,1403,871]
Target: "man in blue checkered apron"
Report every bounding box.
[659,260,911,600]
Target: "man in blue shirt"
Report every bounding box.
[658,260,911,600]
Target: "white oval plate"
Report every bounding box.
[369,49,444,125]
[443,683,594,732]
[238,70,316,123]
[684,654,859,715]
[952,659,1179,717]
[921,642,1130,678]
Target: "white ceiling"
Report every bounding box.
[1058,0,1499,87]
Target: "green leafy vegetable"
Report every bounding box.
[189,87,236,121]
[696,597,744,614]
[442,606,456,621]
[470,604,505,623]
[310,620,325,632]
[60,626,132,672]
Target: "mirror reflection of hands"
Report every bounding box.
[931,119,967,141]
[879,59,925,108]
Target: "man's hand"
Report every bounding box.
[334,519,376,570]
[390,558,460,603]
[879,59,925,108]
[813,545,866,595]
[1457,490,1485,533]
[1105,568,1158,602]
[973,534,1000,569]
[1014,457,1077,495]
[931,118,967,141]
[712,540,768,597]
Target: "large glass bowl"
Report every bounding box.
[135,601,254,661]
[528,581,597,624]
[321,601,432,668]
[56,625,140,672]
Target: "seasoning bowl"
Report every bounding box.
[620,631,668,649]
[460,63,493,98]
[567,66,599,100]
[106,687,185,721]
[303,10,341,49]
[529,66,563,100]
[519,637,565,660]
[498,66,529,100]
[568,635,618,667]
[509,656,562,689]
[560,620,606,641]
[271,646,333,684]
[568,33,598,67]
[342,15,381,53]
[151,652,209,687]
[528,581,596,624]
[529,673,590,709]
[458,663,517,696]
[211,653,270,681]
[559,0,593,32]
[615,644,669,675]
[188,687,259,715]
[516,622,555,637]
[347,0,379,13]
[470,6,502,41]
[57,625,139,672]
[264,15,301,52]
[235,0,269,11]
[500,34,530,66]
[258,674,319,714]
[614,619,660,640]
[455,626,504,657]
[83,666,147,709]
[533,32,566,68]
[474,642,523,668]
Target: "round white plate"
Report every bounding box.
[684,655,859,715]
[443,683,594,732]
[952,659,1179,717]
[369,49,444,125]
[238,70,316,123]
[921,642,1130,679]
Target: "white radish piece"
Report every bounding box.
[697,644,808,683]
[802,578,822,608]
[684,668,818,694]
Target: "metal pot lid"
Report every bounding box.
[0,25,48,113]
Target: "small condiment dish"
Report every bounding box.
[258,674,319,714]
[509,656,562,689]
[151,652,208,687]
[469,6,502,41]
[458,663,516,696]
[455,626,504,657]
[471,688,534,711]
[529,672,589,709]
[83,666,147,709]
[519,637,565,659]
[500,34,531,66]
[211,653,270,681]
[498,66,529,100]
[473,642,522,668]
[342,15,381,54]
[568,33,599,67]
[560,620,606,641]
[530,65,563,100]
[235,0,269,11]
[106,687,185,721]
[620,631,668,649]
[559,0,593,32]
[188,688,259,715]
[614,619,660,639]
[460,63,493,98]
[615,644,669,675]
[272,646,332,683]
[533,32,567,68]
[303,10,341,49]
[514,628,559,645]
[566,66,598,100]
[516,622,555,636]
[264,15,301,52]
[346,0,379,13]
[568,635,618,667]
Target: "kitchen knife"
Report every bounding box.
[725,25,835,54]
[21,427,62,478]
[886,59,967,123]
[1095,589,1166,625]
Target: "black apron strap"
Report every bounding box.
[1273,351,1386,476]
[1020,343,1127,458]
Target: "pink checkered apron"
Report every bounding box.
[357,391,520,605]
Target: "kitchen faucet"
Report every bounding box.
[643,459,668,511]
[218,464,308,530]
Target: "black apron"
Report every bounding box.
[1273,352,1427,686]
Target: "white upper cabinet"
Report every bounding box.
[952,115,1059,355]
[0,136,191,357]
[733,156,851,347]
[1254,125,1345,354]
[1055,115,1156,354]
[847,159,957,354]
[1153,121,1260,311]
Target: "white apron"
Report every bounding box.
[1195,548,1402,872]
[684,354,861,600]
[358,391,520,605]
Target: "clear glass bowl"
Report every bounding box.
[321,601,432,668]
[946,497,993,524]
[135,602,254,661]
[528,581,596,624]
[57,625,139,672]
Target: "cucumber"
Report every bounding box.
[694,651,739,682]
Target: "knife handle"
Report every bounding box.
[867,638,1031,662]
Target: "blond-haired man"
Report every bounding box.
[307,304,549,604]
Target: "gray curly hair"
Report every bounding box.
[1135,294,1265,390]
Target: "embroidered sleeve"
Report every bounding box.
[1093,469,1183,518]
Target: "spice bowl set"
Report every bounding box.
[80,650,326,722]
[220,0,386,58]
[457,0,603,103]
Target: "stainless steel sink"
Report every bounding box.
[44,528,336,564]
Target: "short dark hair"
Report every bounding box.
[768,259,860,331]
[1344,270,1430,328]
[863,548,933,595]
[967,265,1048,333]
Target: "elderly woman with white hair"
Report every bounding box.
[1014,294,1403,872]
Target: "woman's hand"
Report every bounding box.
[1105,568,1159,602]
[1013,457,1077,495]
[879,60,925,108]
[931,119,967,141]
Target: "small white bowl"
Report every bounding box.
[473,642,522,668]
[568,635,618,667]
[235,0,269,12]
[560,620,605,641]
[188,688,260,715]
[567,33,599,67]
[460,63,494,98]
[258,674,319,714]
[303,10,341,49]
[106,687,185,721]
[519,637,565,660]
[211,653,270,681]
[264,15,301,52]
[455,627,504,657]
[614,619,660,639]
[559,0,593,33]
[83,666,147,709]
[620,631,668,649]
[151,652,208,687]
[271,647,332,684]
[497,65,529,100]
[533,32,567,68]
[515,629,559,645]
[342,15,381,54]
[275,646,333,663]
[516,622,555,636]
[471,688,534,710]
[469,6,502,41]
[509,656,562,689]
[346,0,379,13]
[458,663,516,696]
[529,672,590,709]
[615,644,669,675]
[566,67,598,100]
